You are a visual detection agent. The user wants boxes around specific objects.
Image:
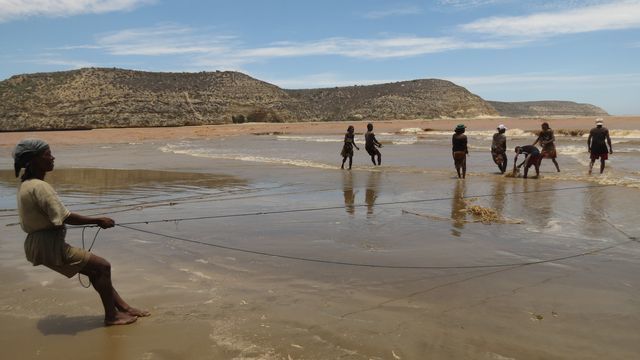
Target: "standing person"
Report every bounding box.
[13,139,149,326]
[364,123,382,166]
[340,125,360,170]
[452,124,468,179]
[513,145,542,179]
[587,118,613,174]
[533,122,560,172]
[491,124,508,174]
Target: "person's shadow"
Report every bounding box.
[37,315,104,335]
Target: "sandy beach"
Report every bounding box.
[1,116,640,359]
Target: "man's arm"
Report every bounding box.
[587,133,593,152]
[532,135,541,146]
[517,154,529,168]
[606,130,612,154]
[65,213,115,229]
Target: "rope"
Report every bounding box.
[77,227,101,288]
[115,223,636,270]
[111,184,614,227]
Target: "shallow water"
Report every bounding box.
[1,134,640,359]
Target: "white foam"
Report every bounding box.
[418,128,535,139]
[160,144,338,170]
[581,129,640,139]
[399,127,424,134]
[276,135,342,143]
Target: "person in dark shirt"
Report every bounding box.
[340,125,360,170]
[514,145,541,178]
[587,118,613,175]
[452,124,468,179]
[533,122,560,172]
[364,123,382,166]
[491,124,508,174]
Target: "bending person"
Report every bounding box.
[13,139,149,326]
[514,145,542,179]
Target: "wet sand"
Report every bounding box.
[1,117,640,359]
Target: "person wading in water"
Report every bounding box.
[587,118,613,175]
[491,124,508,174]
[340,125,360,170]
[452,124,469,179]
[364,123,383,166]
[533,122,560,172]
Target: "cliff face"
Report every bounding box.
[0,68,497,131]
[488,100,609,117]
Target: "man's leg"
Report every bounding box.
[552,158,560,172]
[80,254,137,326]
[589,159,595,175]
[600,158,606,174]
[461,157,466,179]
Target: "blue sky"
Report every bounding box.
[1,0,639,115]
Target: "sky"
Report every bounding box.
[1,0,639,115]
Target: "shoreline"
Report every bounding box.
[1,116,638,148]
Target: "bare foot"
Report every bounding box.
[105,311,137,326]
[126,307,151,317]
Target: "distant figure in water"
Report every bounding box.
[514,145,542,178]
[491,124,508,174]
[340,125,360,170]
[588,118,613,174]
[13,139,149,326]
[452,124,468,179]
[364,123,382,166]
[533,122,560,172]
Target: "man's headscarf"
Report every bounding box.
[12,139,50,177]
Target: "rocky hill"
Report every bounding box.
[488,100,609,117]
[0,68,496,131]
[0,68,608,131]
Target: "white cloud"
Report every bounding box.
[0,0,154,22]
[85,25,512,64]
[461,0,640,37]
[438,0,505,9]
[95,25,236,56]
[445,72,640,88]
[363,5,422,19]
[259,73,398,89]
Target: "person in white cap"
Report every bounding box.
[491,124,508,173]
[587,118,612,174]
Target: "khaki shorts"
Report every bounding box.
[44,243,91,278]
[25,229,92,278]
